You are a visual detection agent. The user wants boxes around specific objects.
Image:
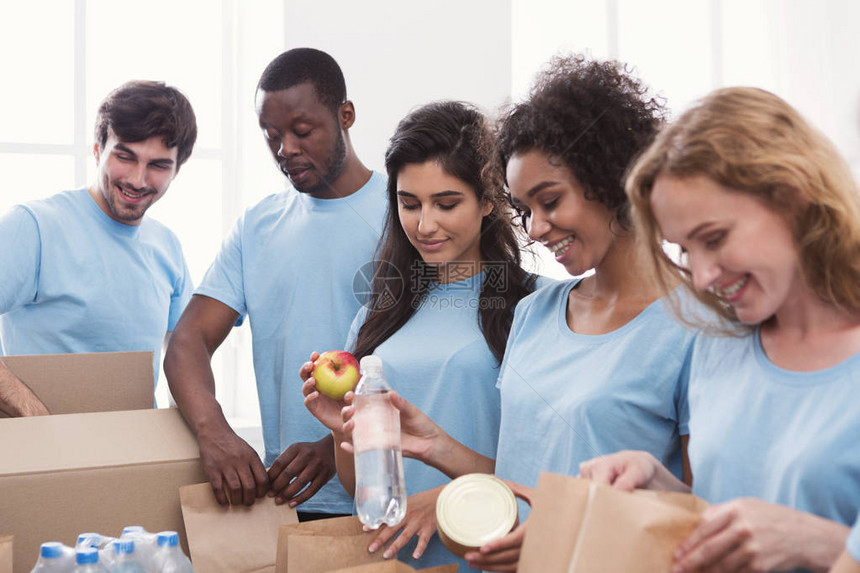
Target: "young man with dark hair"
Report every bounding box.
[0,80,197,416]
[165,48,386,520]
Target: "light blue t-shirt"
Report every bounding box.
[848,514,860,563]
[0,188,192,382]
[494,279,695,519]
[685,329,860,528]
[345,271,549,570]
[196,172,386,514]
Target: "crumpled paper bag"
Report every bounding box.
[275,516,391,573]
[519,473,707,572]
[180,482,298,573]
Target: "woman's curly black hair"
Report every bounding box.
[495,54,667,230]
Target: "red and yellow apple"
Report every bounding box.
[312,350,360,400]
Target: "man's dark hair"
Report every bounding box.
[257,47,347,115]
[94,80,198,169]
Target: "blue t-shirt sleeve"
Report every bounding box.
[676,338,694,436]
[168,254,193,331]
[0,206,40,314]
[849,515,860,563]
[195,215,247,316]
[495,294,531,390]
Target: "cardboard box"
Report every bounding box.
[0,351,154,418]
[0,408,207,573]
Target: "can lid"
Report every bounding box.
[436,474,518,548]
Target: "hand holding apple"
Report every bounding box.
[312,350,360,400]
[302,351,353,433]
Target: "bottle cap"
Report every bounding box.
[157,531,180,547]
[359,355,383,374]
[76,548,99,565]
[40,542,65,559]
[114,539,135,555]
[436,474,518,557]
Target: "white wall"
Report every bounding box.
[2,0,860,439]
[280,1,513,175]
[511,0,860,176]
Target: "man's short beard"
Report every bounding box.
[295,133,347,196]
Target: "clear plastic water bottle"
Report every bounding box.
[30,542,74,572]
[73,548,109,573]
[151,532,193,573]
[118,527,156,572]
[109,540,145,573]
[352,355,407,529]
[75,534,109,551]
[75,533,116,571]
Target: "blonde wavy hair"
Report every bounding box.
[626,86,860,329]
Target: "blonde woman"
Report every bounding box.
[581,87,860,572]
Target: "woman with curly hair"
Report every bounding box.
[332,55,701,572]
[301,100,543,570]
[581,87,860,572]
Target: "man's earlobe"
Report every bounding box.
[340,101,356,130]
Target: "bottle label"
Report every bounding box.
[352,394,401,452]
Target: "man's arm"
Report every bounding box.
[0,359,49,417]
[164,294,269,505]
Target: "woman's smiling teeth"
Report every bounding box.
[720,275,749,299]
[548,235,574,255]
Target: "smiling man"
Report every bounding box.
[0,81,197,416]
[165,48,386,519]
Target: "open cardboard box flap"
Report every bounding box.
[0,351,154,417]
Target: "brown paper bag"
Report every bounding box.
[0,535,12,573]
[275,516,387,573]
[519,473,707,573]
[328,562,458,573]
[179,482,299,573]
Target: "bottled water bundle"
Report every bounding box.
[31,527,194,572]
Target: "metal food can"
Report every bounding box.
[435,473,519,557]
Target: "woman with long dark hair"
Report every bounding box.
[332,55,701,572]
[302,100,541,570]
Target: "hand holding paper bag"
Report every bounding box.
[579,449,690,493]
[518,473,707,573]
[180,482,298,573]
[674,498,848,572]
